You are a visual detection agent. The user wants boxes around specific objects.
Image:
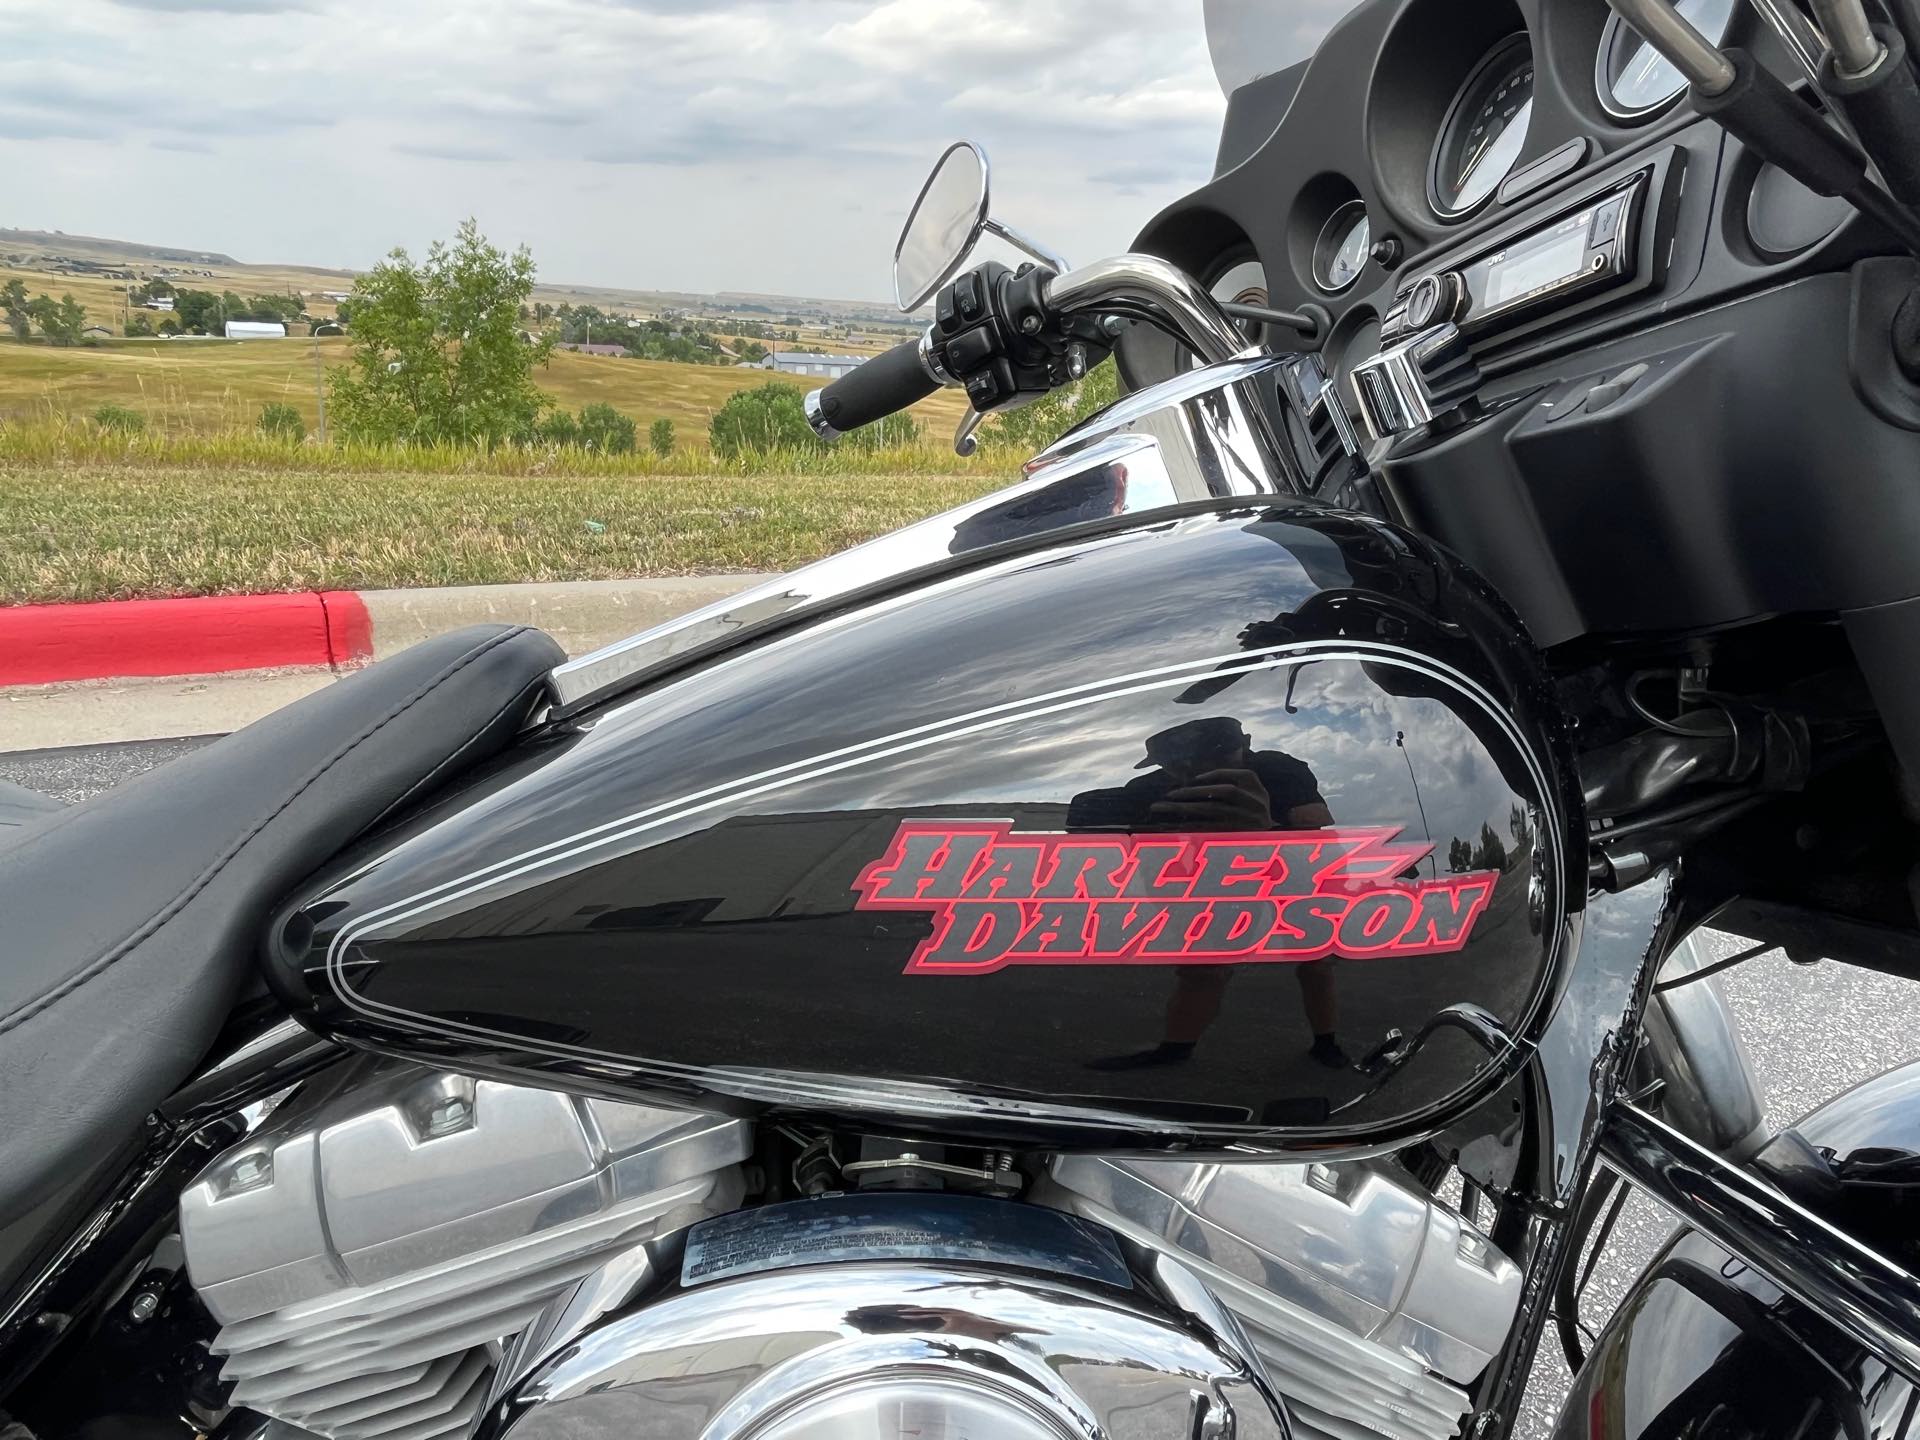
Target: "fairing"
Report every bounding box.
[269,501,1582,1155]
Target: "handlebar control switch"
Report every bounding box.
[1349,324,1484,441]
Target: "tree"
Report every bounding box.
[649,417,675,456]
[2,279,28,339]
[174,289,223,335]
[735,339,768,363]
[576,402,637,453]
[125,312,154,337]
[709,381,824,458]
[28,293,86,346]
[328,219,555,447]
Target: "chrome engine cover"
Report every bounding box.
[495,1256,1289,1440]
[178,1061,750,1440]
[1044,1156,1522,1440]
[182,1065,1516,1440]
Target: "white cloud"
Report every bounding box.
[0,0,1265,299]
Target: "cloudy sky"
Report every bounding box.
[0,0,1345,303]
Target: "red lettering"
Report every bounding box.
[853,821,1501,976]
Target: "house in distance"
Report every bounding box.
[224,320,287,339]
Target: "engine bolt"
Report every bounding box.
[426,1096,472,1137]
[127,1291,159,1324]
[1020,314,1042,334]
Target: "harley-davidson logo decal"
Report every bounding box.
[852,822,1498,975]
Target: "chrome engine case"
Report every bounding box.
[182,1065,1517,1440]
[1043,1156,1523,1440]
[178,1061,750,1440]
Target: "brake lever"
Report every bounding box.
[954,410,985,458]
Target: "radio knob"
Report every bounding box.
[1405,271,1466,330]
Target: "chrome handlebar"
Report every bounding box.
[1041,253,1252,367]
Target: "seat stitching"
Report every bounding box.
[0,627,536,1038]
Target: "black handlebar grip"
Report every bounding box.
[808,337,940,437]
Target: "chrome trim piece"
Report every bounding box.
[548,354,1309,715]
[916,324,955,386]
[1350,324,1478,440]
[800,388,839,441]
[1600,1101,1920,1385]
[492,1261,1289,1440]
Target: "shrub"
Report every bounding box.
[577,402,637,454]
[535,410,579,446]
[847,410,921,451]
[257,403,306,442]
[649,417,675,457]
[92,403,145,434]
[709,382,822,458]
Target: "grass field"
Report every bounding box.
[0,338,971,443]
[0,433,1000,603]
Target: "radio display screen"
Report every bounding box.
[1483,216,1590,309]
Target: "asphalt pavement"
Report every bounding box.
[4,736,1918,1438]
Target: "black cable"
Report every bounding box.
[1625,670,1728,739]
[1553,1170,1622,1371]
[1653,938,1773,992]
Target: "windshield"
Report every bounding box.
[1204,0,1363,96]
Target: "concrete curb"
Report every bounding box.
[0,574,774,752]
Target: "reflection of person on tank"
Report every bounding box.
[1070,718,1348,1071]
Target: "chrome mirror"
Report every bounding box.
[894,141,991,313]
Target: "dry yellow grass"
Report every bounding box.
[0,338,970,445]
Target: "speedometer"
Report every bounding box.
[1430,35,1534,220]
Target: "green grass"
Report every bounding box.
[0,337,971,445]
[0,426,1003,604]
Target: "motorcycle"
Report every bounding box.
[7,0,1920,1436]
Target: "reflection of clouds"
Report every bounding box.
[335,513,1544,953]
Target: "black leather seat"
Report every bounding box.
[0,624,565,1226]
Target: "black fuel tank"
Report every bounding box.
[269,502,1582,1154]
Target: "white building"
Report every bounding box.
[142,297,174,312]
[761,351,865,380]
[224,320,287,339]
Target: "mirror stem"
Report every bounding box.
[982,218,1071,276]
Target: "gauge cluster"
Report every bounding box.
[1122,0,1852,404]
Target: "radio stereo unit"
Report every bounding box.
[1383,167,1654,344]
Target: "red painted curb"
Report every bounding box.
[0,592,367,687]
[319,592,374,669]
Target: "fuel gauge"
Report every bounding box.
[1314,202,1372,293]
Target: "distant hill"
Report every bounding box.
[0,228,239,267]
[1,225,923,331]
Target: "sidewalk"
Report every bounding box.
[0,575,772,752]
